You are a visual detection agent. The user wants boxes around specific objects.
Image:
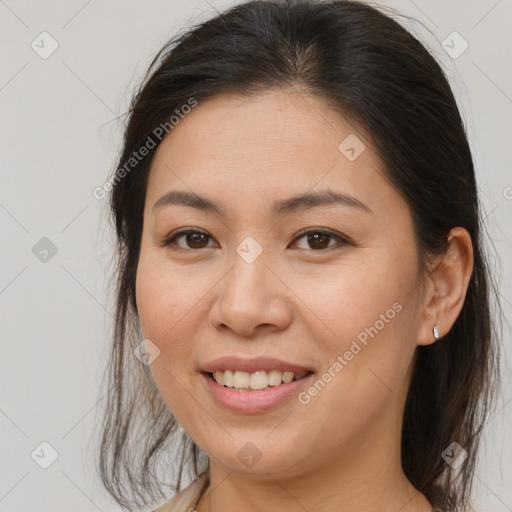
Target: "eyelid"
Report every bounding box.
[290,227,352,248]
[160,227,352,251]
[159,228,217,250]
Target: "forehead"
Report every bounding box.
[145,88,402,220]
[153,88,364,164]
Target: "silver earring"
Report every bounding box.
[433,324,439,340]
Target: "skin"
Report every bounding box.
[135,87,474,512]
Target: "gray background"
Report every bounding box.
[0,0,510,511]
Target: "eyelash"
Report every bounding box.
[159,228,352,253]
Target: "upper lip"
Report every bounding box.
[201,356,314,374]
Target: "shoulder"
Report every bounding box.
[153,473,209,512]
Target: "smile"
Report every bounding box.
[210,369,310,390]
[201,370,314,414]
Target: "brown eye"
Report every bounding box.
[183,232,210,249]
[161,228,350,252]
[305,232,331,250]
[162,230,216,250]
[292,229,349,251]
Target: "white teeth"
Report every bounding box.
[249,371,268,390]
[282,371,294,383]
[223,370,234,387]
[233,371,250,389]
[268,370,282,386]
[214,371,224,386]
[211,369,309,390]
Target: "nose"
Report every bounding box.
[209,247,293,338]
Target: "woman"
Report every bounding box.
[98,1,501,511]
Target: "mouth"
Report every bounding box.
[200,356,316,413]
[204,369,314,391]
[200,370,315,415]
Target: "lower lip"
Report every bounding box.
[201,372,314,414]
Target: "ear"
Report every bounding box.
[417,227,474,346]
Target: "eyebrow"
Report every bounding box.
[152,188,372,217]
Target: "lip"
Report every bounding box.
[200,370,315,414]
[201,356,314,374]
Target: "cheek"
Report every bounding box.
[295,246,420,406]
[135,258,204,423]
[135,257,200,360]
[292,251,412,349]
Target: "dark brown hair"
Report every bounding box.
[98,1,501,510]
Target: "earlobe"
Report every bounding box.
[417,227,474,347]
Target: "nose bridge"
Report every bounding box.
[212,237,291,335]
[224,239,272,308]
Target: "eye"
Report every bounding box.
[160,228,351,252]
[160,229,217,251]
[291,228,350,251]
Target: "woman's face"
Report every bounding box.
[136,88,429,478]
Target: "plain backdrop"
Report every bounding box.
[0,1,511,511]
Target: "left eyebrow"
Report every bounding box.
[151,188,372,217]
[271,188,372,216]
